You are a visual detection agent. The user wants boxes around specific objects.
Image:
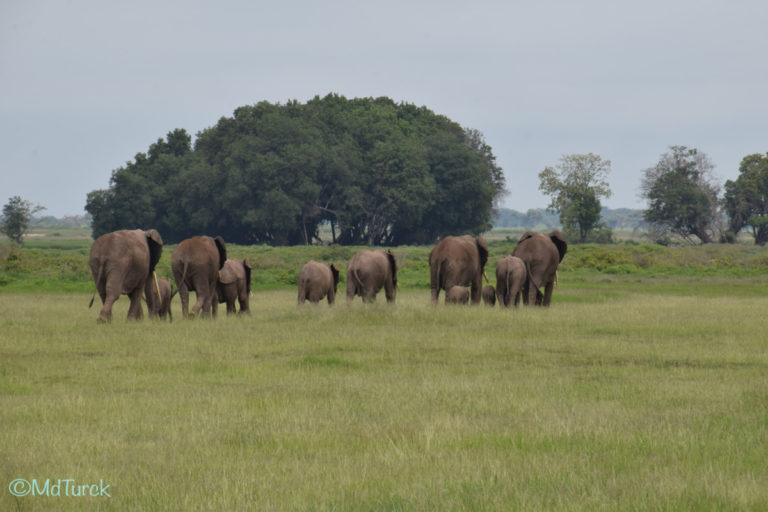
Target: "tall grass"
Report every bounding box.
[2,286,767,510]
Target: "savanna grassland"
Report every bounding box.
[2,232,768,510]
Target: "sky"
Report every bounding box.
[2,0,767,217]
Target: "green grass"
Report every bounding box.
[2,284,768,510]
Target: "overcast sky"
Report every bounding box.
[2,0,767,217]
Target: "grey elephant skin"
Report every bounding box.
[172,236,227,318]
[482,285,496,306]
[215,259,252,315]
[429,235,489,304]
[298,261,340,305]
[512,230,567,306]
[146,276,176,321]
[89,229,163,323]
[445,285,469,304]
[346,249,397,303]
[495,255,527,307]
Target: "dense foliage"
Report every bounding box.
[85,95,505,245]
[640,146,721,245]
[724,153,768,245]
[538,154,613,243]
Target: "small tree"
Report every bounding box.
[539,153,612,243]
[723,153,768,245]
[0,196,45,245]
[640,146,720,244]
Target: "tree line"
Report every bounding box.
[85,94,505,246]
[537,147,768,245]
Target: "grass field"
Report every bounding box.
[2,271,768,509]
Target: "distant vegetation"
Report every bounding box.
[492,207,645,231]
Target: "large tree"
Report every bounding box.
[640,146,721,244]
[86,95,505,245]
[724,153,768,245]
[538,153,612,243]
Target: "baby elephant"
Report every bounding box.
[496,255,527,307]
[145,276,176,321]
[298,261,340,305]
[482,285,496,306]
[216,259,252,315]
[445,285,469,305]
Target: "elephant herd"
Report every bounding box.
[87,229,567,323]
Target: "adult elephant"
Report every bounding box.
[146,276,175,321]
[89,229,163,323]
[346,249,397,303]
[172,236,227,318]
[215,259,252,315]
[495,255,527,307]
[429,235,489,304]
[298,261,340,305]
[512,230,567,306]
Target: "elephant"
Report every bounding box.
[482,285,496,306]
[171,235,227,318]
[445,285,469,304]
[298,260,340,305]
[429,235,489,304]
[214,259,252,315]
[346,249,397,303]
[511,230,567,306]
[145,276,176,321]
[495,255,527,307]
[88,229,163,323]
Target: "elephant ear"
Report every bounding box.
[329,263,340,289]
[386,250,397,286]
[518,230,536,243]
[242,259,252,294]
[475,236,489,270]
[549,230,568,262]
[145,229,164,273]
[213,236,227,270]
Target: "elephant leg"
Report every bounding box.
[543,281,554,307]
[127,287,144,320]
[238,290,250,314]
[190,291,206,317]
[384,281,395,303]
[327,287,335,305]
[98,283,120,323]
[298,281,306,304]
[226,296,236,315]
[346,278,356,302]
[179,283,190,318]
[526,279,538,306]
[470,275,482,305]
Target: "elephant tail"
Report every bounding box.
[179,261,189,290]
[350,266,365,294]
[526,261,545,301]
[88,261,106,308]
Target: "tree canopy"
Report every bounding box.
[640,146,721,244]
[86,95,505,245]
[538,153,612,243]
[724,153,768,245]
